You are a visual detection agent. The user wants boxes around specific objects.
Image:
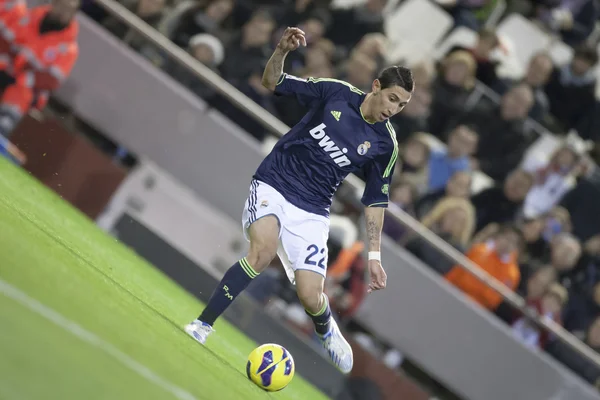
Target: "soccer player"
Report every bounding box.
[186,27,414,374]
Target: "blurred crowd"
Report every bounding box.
[4,0,600,396]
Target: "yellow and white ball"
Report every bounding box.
[246,343,295,391]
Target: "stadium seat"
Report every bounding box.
[330,0,366,9]
[548,40,574,66]
[384,0,453,65]
[497,14,552,77]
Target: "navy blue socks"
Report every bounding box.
[306,294,332,336]
[199,257,259,326]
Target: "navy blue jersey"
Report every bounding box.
[254,73,398,217]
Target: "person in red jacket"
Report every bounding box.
[0,0,26,25]
[0,0,79,138]
[0,0,27,67]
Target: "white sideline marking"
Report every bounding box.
[0,278,197,400]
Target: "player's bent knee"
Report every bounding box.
[297,285,323,314]
[246,246,277,273]
[295,271,325,314]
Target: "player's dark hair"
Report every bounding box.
[377,66,414,93]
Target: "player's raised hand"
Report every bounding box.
[277,27,306,53]
[367,259,387,293]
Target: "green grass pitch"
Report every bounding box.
[0,157,330,400]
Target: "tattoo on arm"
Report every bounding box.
[365,208,384,251]
[262,47,287,90]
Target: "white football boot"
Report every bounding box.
[184,320,214,345]
[319,317,354,374]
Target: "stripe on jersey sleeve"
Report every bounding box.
[383,121,398,178]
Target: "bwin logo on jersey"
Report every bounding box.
[309,123,351,167]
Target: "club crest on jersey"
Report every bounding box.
[309,123,351,167]
[381,184,389,195]
[357,141,371,156]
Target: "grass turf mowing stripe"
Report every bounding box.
[0,278,197,400]
[0,158,329,400]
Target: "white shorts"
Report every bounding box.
[241,179,330,285]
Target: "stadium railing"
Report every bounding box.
[89,0,600,380]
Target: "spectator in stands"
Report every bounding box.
[544,45,598,135]
[219,9,275,86]
[405,197,475,275]
[391,60,435,143]
[524,265,558,300]
[521,143,580,218]
[532,207,572,257]
[475,206,572,268]
[0,0,26,22]
[280,13,333,72]
[561,165,600,242]
[164,0,234,48]
[427,125,478,192]
[500,52,553,123]
[0,0,26,65]
[519,215,550,262]
[101,0,166,50]
[445,224,523,311]
[337,53,378,93]
[428,50,477,139]
[421,197,476,248]
[512,282,568,348]
[448,27,501,88]
[163,33,224,98]
[296,9,331,46]
[382,179,418,242]
[397,133,431,195]
[415,170,472,218]
[471,168,534,231]
[550,232,583,288]
[563,275,600,335]
[559,233,600,334]
[326,0,386,52]
[300,38,336,77]
[0,0,79,139]
[523,52,554,118]
[448,84,535,181]
[350,33,387,71]
[469,27,501,88]
[535,0,600,47]
[546,315,600,386]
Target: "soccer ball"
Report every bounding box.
[246,343,295,391]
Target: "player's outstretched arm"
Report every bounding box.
[262,27,306,92]
[364,207,388,293]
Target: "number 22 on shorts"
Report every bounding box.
[304,244,326,269]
